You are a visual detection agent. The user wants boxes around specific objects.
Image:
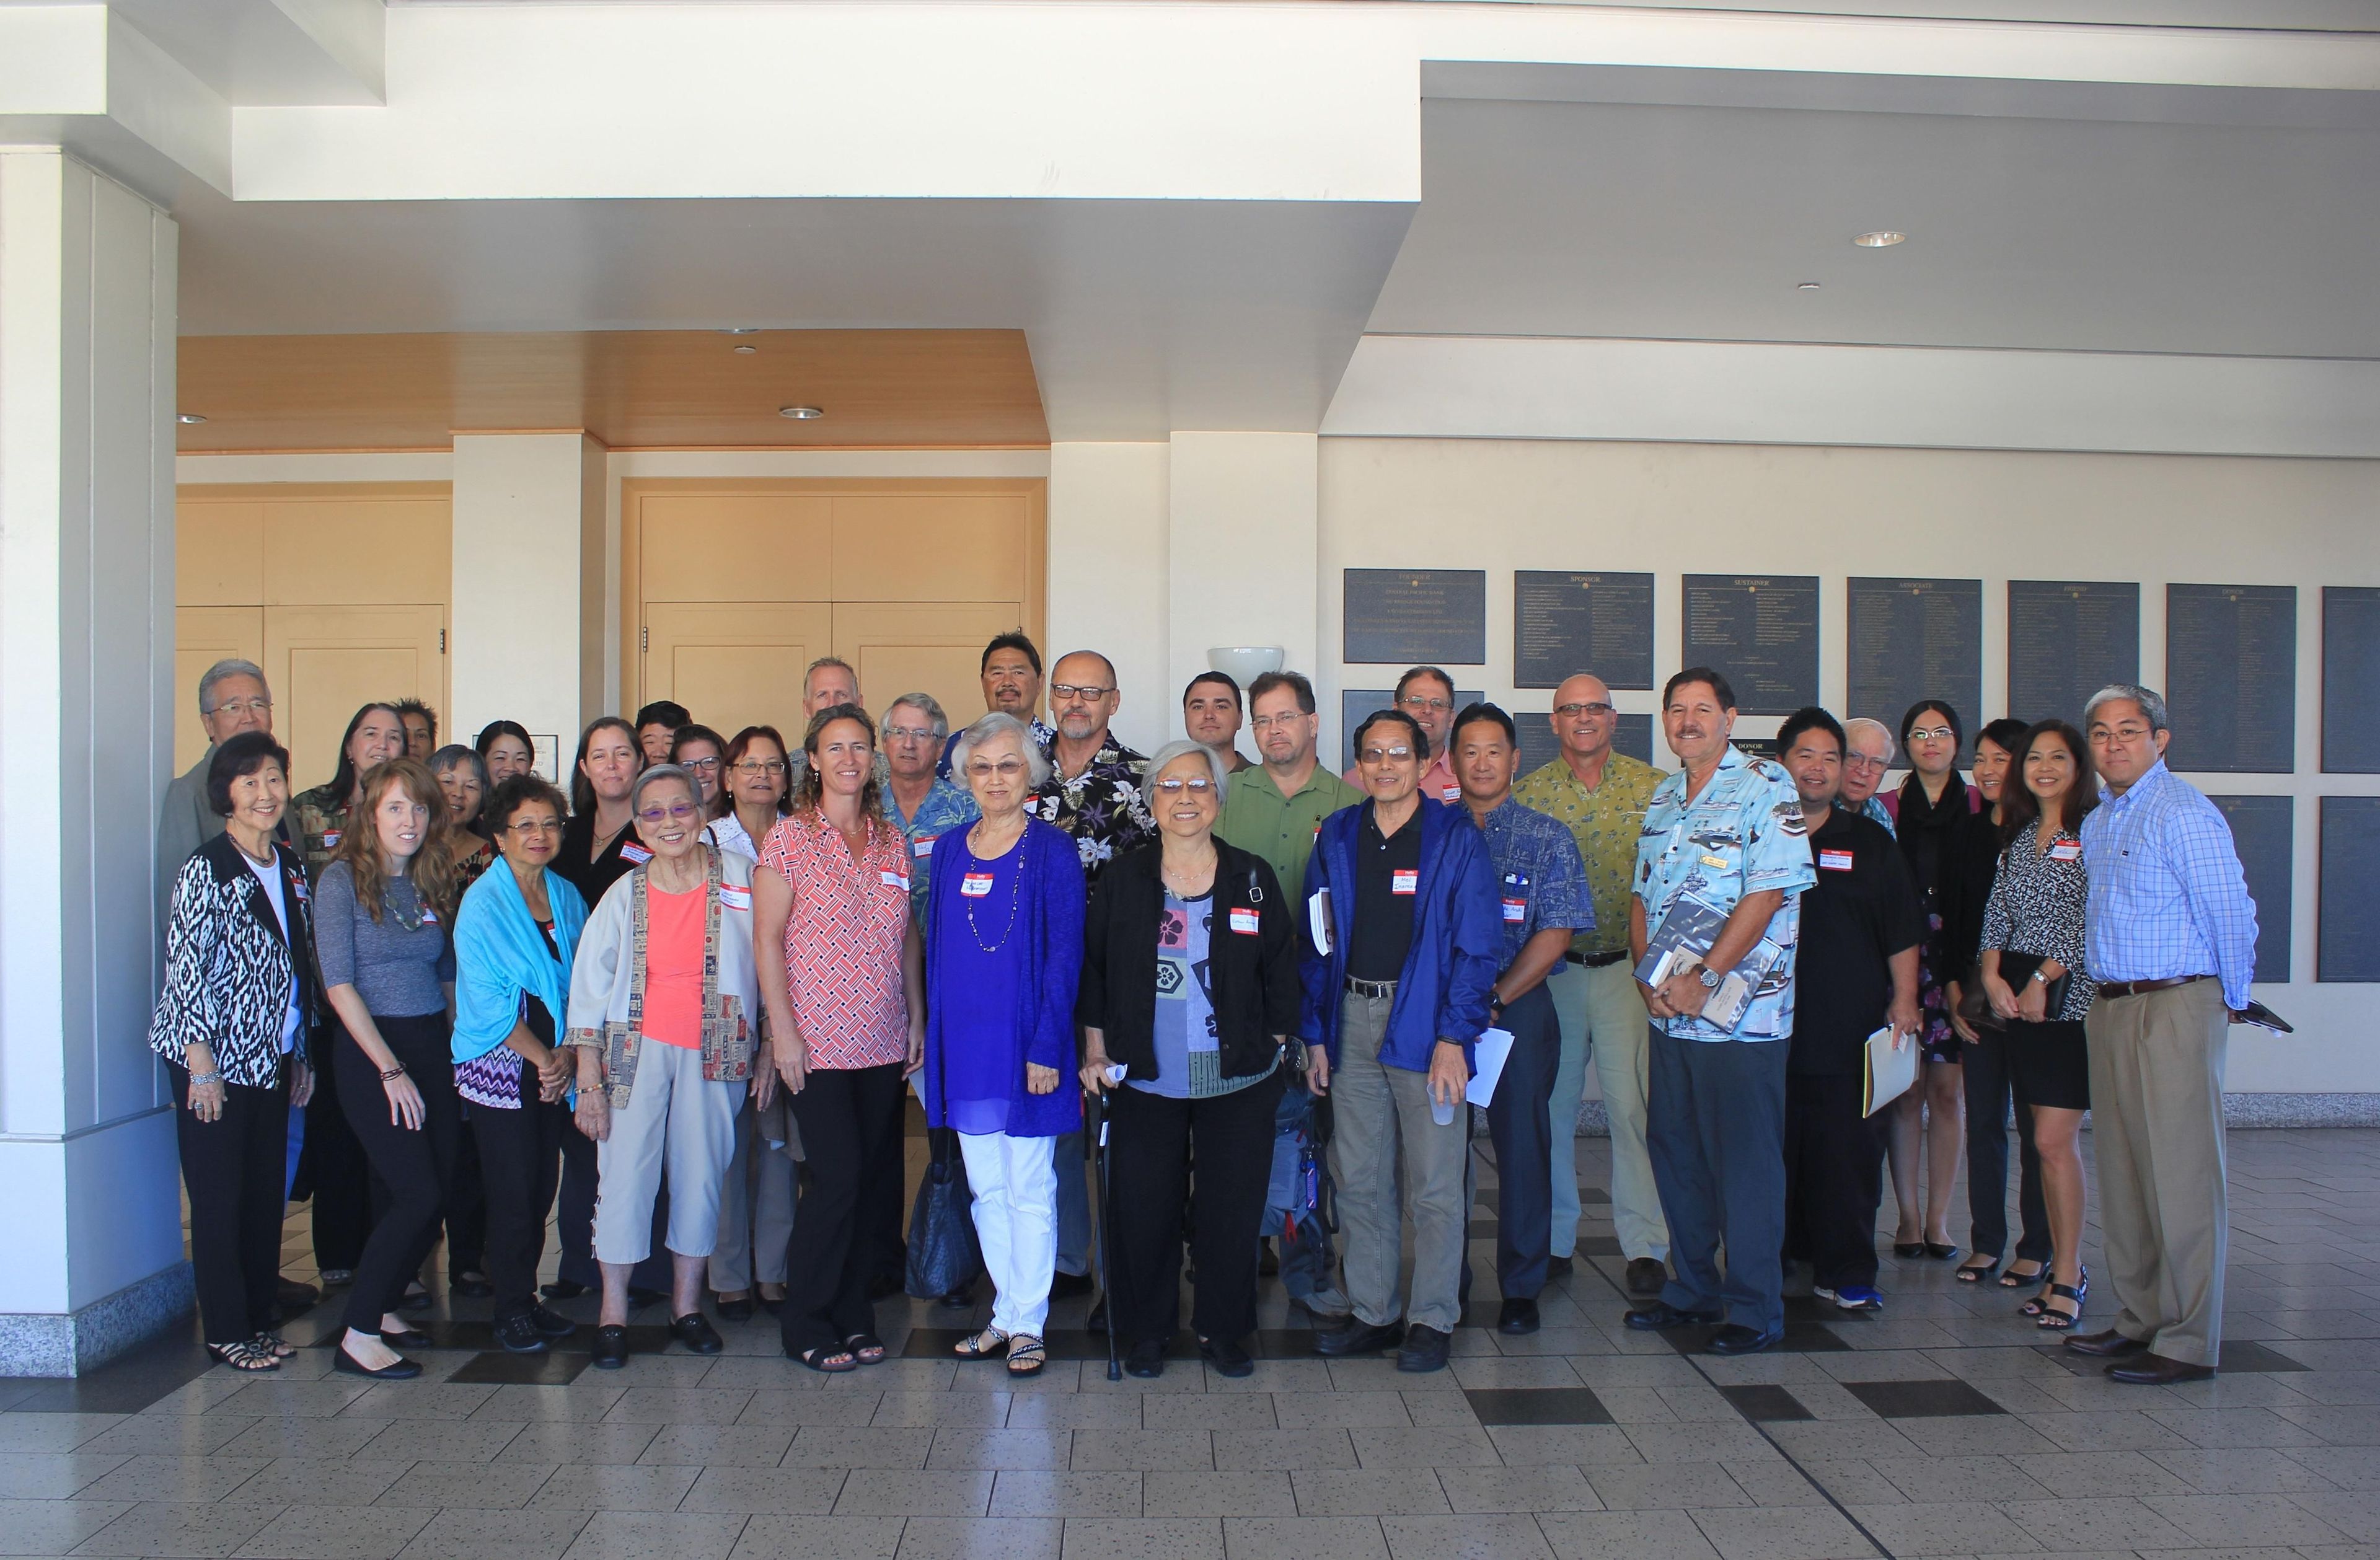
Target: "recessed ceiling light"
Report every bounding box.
[720,327,759,335]
[732,344,757,355]
[1853,231,1906,248]
[1796,281,1822,290]
[176,412,208,424]
[778,405,824,420]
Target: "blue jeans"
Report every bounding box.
[1647,1027,1787,1334]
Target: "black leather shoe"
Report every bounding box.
[2107,1353,2216,1386]
[1626,1258,1668,1297]
[379,1326,433,1349]
[2063,1328,2151,1359]
[1051,1271,1096,1300]
[1545,1256,1572,1280]
[333,1344,421,1380]
[590,1323,630,1369]
[1708,1324,1783,1356]
[274,1277,320,1313]
[451,1272,495,1298]
[1497,1297,1541,1336]
[531,1305,577,1338]
[670,1312,724,1355]
[1200,1334,1254,1378]
[1624,1302,1721,1331]
[1395,1324,1452,1373]
[1313,1319,1403,1357]
[713,1293,756,1322]
[493,1313,548,1354]
[1124,1340,1165,1378]
[539,1279,591,1301]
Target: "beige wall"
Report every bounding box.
[1319,438,2380,1094]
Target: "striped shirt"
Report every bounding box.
[2079,760,2259,1010]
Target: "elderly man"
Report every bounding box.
[883,692,980,919]
[1453,703,1592,1334]
[1626,668,1815,1356]
[939,631,1056,778]
[1301,708,1502,1372]
[1840,719,1899,835]
[1218,669,1361,1316]
[1184,671,1253,773]
[1514,673,1671,1295]
[158,659,278,920]
[634,700,690,767]
[2064,684,2259,1386]
[1344,666,1463,805]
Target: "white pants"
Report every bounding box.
[1545,956,1669,1263]
[593,1041,741,1266]
[959,1130,1058,1338]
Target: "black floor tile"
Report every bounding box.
[1841,1377,2008,1418]
[1465,1387,1613,1426]
[1578,1186,1611,1204]
[1575,1236,1624,1258]
[1720,1384,1814,1422]
[1663,1321,1850,1355]
[447,1350,590,1385]
[2218,1340,2312,1372]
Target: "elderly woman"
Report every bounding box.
[756,705,925,1370]
[922,713,1086,1377]
[565,763,762,1369]
[319,757,462,1380]
[151,731,322,1372]
[453,775,588,1354]
[1078,741,1300,1378]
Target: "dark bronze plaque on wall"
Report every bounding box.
[1681,575,1820,715]
[1344,569,1488,666]
[2319,796,2380,982]
[1848,578,1981,756]
[2323,587,2380,773]
[2008,581,2138,725]
[1514,571,1655,690]
[2210,795,2292,982]
[2167,585,2296,774]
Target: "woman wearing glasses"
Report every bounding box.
[564,764,762,1368]
[671,724,730,815]
[922,712,1086,1377]
[1078,741,1302,1378]
[704,725,793,862]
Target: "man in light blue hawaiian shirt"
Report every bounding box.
[882,692,979,920]
[1624,667,1816,1356]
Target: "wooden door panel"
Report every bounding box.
[174,607,267,774]
[645,602,833,745]
[175,500,265,606]
[831,495,1030,602]
[639,495,832,604]
[834,602,1025,733]
[262,498,451,606]
[264,605,447,793]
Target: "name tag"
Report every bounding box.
[1818,848,1854,872]
[1502,898,1527,923]
[320,830,340,849]
[620,842,653,865]
[418,907,439,924]
[288,878,309,901]
[1229,907,1261,935]
[1390,868,1418,896]
[718,886,752,911]
[1439,782,1461,804]
[912,834,937,858]
[881,870,912,892]
[961,871,995,898]
[1700,853,1728,869]
[2049,842,2081,862]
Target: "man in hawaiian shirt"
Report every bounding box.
[938,632,1058,779]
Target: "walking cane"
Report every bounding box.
[1093,1062,1126,1382]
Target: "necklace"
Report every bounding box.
[388,875,424,932]
[963,843,1023,953]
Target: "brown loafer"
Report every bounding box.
[2062,1328,2151,1358]
[2107,1353,2216,1386]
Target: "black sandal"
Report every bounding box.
[207,1339,280,1372]
[1999,1261,2049,1289]
[844,1332,887,1366]
[1006,1334,1047,1377]
[2035,1283,2086,1331]
[793,1345,857,1373]
[1955,1258,2001,1284]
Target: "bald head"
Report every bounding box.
[1051,650,1122,747]
[1550,672,1618,769]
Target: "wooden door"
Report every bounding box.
[644,602,835,744]
[834,602,1024,733]
[264,604,447,793]
[174,607,267,773]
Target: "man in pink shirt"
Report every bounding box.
[1346,666,1463,806]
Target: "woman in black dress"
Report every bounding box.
[1886,700,1972,1260]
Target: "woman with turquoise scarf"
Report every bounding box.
[453,773,590,1354]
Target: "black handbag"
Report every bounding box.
[905,1126,981,1300]
[1959,954,2068,1032]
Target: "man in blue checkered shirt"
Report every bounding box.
[2064,684,2259,1387]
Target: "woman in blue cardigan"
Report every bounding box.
[921,713,1086,1378]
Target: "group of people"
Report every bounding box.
[151,631,2258,1388]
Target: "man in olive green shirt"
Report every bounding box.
[1512,673,1671,1295]
[1217,669,1359,1318]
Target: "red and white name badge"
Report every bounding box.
[912,834,937,858]
[881,870,911,893]
[1440,782,1461,804]
[2049,841,2082,862]
[961,871,995,897]
[1502,897,1527,923]
[719,886,752,911]
[1818,848,1854,871]
[620,842,654,865]
[320,831,341,849]
[1229,907,1261,935]
[418,906,439,924]
[1391,868,1419,896]
[288,878,309,901]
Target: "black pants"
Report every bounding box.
[1963,1029,2051,1266]
[864,1091,908,1287]
[445,1119,487,1277]
[301,1023,372,1273]
[1480,985,1561,1298]
[780,1063,908,1355]
[1107,1067,1287,1349]
[1782,1069,1887,1290]
[172,1062,290,1346]
[471,1090,570,1321]
[335,1013,462,1333]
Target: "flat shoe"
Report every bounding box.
[380,1326,433,1349]
[1625,1258,1668,1296]
[1006,1334,1047,1377]
[2107,1353,2215,1386]
[1199,1334,1253,1378]
[1497,1297,1541,1336]
[791,1345,857,1373]
[1708,1324,1783,1356]
[1313,1320,1403,1357]
[1624,1302,1721,1331]
[1892,1242,1924,1259]
[333,1345,421,1380]
[669,1312,724,1355]
[844,1333,888,1366]
[1395,1324,1452,1373]
[953,1326,1010,1360]
[539,1279,591,1301]
[1923,1242,1961,1261]
[712,1293,755,1322]
[589,1324,631,1370]
[531,1305,577,1338]
[2062,1328,2149,1359]
[1124,1340,1165,1378]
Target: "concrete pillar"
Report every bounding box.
[1167,430,1321,699]
[448,433,607,777]
[1047,442,1170,755]
[0,150,187,1374]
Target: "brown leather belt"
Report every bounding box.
[2095,974,2211,1001]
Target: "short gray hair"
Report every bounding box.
[1142,739,1231,813]
[950,713,1051,788]
[1844,717,1897,764]
[630,763,700,816]
[428,743,489,792]
[196,658,268,715]
[888,692,950,739]
[2084,683,2169,734]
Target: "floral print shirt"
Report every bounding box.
[1027,733,1154,887]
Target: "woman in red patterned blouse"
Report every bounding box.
[754,702,927,1372]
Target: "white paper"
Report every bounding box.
[1308,887,1333,956]
[1466,1026,1515,1108]
[1864,1026,1918,1116]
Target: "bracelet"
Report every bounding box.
[379,1062,408,1082]
[188,1069,223,1088]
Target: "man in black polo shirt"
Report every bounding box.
[1776,707,1921,1316]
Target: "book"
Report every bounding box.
[1633,891,1731,989]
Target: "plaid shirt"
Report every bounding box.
[1472,798,1595,968]
[2081,759,2259,1010]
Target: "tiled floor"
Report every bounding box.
[6,1127,2378,1560]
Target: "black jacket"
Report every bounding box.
[150,831,327,1085]
[1076,839,1302,1083]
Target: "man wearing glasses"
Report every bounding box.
[882,692,979,919]
[1344,666,1464,804]
[159,659,282,921]
[1514,674,1672,1297]
[1839,719,1899,836]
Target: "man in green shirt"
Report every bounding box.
[1218,668,1359,1318]
[1512,673,1671,1296]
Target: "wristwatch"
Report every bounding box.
[2030,969,2050,985]
[1695,965,1722,990]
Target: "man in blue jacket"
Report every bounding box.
[1298,707,1504,1373]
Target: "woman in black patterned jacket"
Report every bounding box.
[150,731,325,1372]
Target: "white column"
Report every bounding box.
[1047,442,1170,755]
[1168,430,1321,694]
[448,433,607,777]
[0,149,186,1375]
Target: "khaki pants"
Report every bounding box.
[1328,990,1469,1333]
[1546,956,1667,1262]
[2084,979,2229,1368]
[593,1041,741,1266]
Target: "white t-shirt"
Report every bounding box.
[244,853,303,1055]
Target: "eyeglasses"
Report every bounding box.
[883,726,938,744]
[679,755,721,772]
[206,698,273,717]
[636,801,701,824]
[731,759,788,777]
[1398,694,1453,715]
[1051,683,1113,702]
[505,817,560,837]
[1554,702,1615,719]
[1359,746,1415,764]
[2091,724,2156,743]
[966,758,1028,779]
[1844,754,1889,770]
[1906,726,1957,744]
[1247,712,1307,731]
[1153,777,1215,796]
